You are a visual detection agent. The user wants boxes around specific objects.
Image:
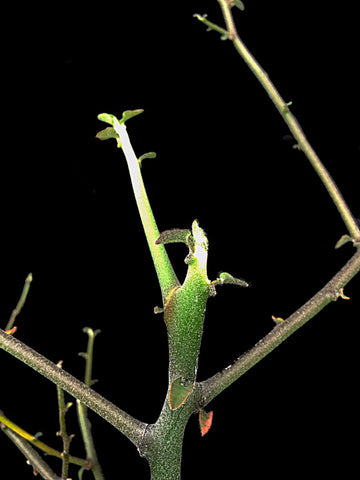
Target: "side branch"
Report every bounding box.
[226,1,360,241]
[0,410,86,467]
[0,332,147,448]
[197,2,360,242]
[1,428,61,480]
[200,247,360,405]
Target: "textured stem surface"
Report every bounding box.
[201,247,360,403]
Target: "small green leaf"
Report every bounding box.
[169,378,194,410]
[232,0,245,11]
[97,112,115,125]
[199,408,213,436]
[335,234,353,249]
[82,327,101,337]
[138,151,157,166]
[97,109,143,128]
[156,229,192,246]
[121,109,144,123]
[218,272,249,287]
[96,126,119,141]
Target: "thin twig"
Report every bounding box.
[196,2,360,242]
[56,362,72,479]
[0,331,148,448]
[77,328,105,480]
[0,410,86,467]
[1,426,62,480]
[6,273,33,331]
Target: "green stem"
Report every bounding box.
[142,388,203,480]
[112,117,180,302]
[160,221,214,385]
[146,409,187,480]
[77,328,104,480]
[82,328,97,388]
[6,273,32,331]
[200,246,360,404]
[193,14,228,37]
[77,402,104,480]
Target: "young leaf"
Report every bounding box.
[169,378,194,410]
[97,109,143,127]
[335,234,353,249]
[232,0,245,11]
[95,126,119,142]
[199,409,213,436]
[156,229,192,246]
[97,113,115,125]
[218,272,249,287]
[121,109,144,123]
[138,151,157,166]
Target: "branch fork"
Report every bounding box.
[1,2,359,479]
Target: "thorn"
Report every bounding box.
[154,306,164,314]
[282,101,293,114]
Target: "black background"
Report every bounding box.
[1,1,359,478]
